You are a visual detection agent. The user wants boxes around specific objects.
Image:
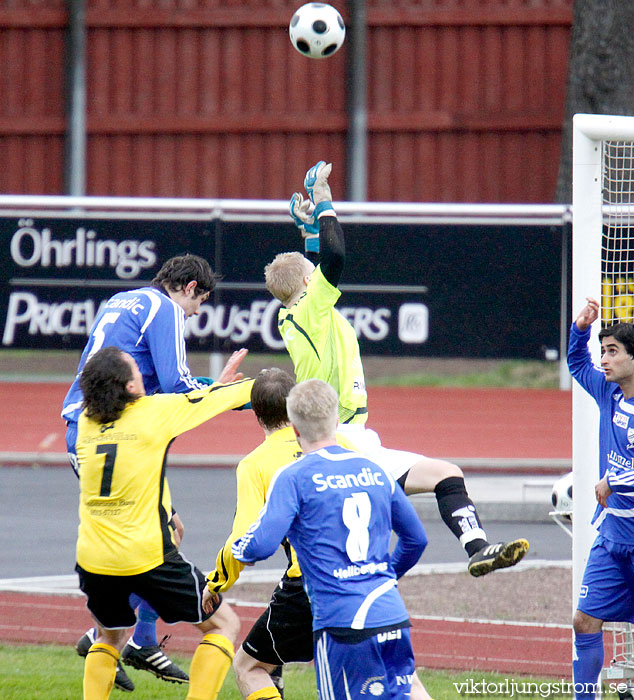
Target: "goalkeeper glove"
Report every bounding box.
[194,376,214,385]
[304,161,334,208]
[289,191,320,253]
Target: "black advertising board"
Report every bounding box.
[0,215,563,358]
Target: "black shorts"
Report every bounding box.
[76,551,220,630]
[242,575,314,665]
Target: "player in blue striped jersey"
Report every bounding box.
[232,379,428,700]
[569,297,634,699]
[63,254,222,689]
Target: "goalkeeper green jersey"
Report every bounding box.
[76,379,253,576]
[278,265,368,425]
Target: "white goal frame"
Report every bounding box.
[572,113,634,687]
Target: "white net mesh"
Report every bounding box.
[601,141,634,327]
[603,623,634,680]
[601,140,634,683]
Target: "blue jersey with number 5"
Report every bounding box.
[62,287,206,425]
[232,445,427,631]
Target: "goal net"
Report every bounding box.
[572,114,634,686]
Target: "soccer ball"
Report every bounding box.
[551,471,573,519]
[289,3,346,59]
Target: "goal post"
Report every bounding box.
[572,113,634,686]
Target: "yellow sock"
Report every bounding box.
[186,633,235,700]
[246,687,282,700]
[83,643,118,700]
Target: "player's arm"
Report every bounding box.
[290,161,344,287]
[603,469,634,497]
[232,467,299,564]
[207,457,267,593]
[567,314,608,399]
[154,376,254,439]
[318,215,345,288]
[169,510,184,546]
[390,486,428,579]
[144,298,209,393]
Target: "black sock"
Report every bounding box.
[434,476,488,557]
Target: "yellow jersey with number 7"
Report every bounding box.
[76,379,253,575]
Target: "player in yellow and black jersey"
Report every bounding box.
[75,345,252,700]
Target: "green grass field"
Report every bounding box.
[1,643,626,699]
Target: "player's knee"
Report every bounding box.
[233,646,259,677]
[573,609,603,634]
[406,458,463,493]
[438,460,463,479]
[203,599,241,644]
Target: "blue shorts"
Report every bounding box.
[314,626,415,699]
[578,535,634,622]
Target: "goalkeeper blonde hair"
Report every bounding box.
[286,379,338,444]
[264,252,312,306]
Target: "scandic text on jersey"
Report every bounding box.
[312,467,385,492]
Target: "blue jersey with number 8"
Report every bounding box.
[232,445,427,631]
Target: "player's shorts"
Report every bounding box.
[76,550,219,630]
[242,574,314,665]
[577,535,634,623]
[314,625,415,699]
[337,424,422,481]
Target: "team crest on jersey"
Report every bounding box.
[628,427,634,450]
[614,412,629,429]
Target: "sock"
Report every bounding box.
[83,643,118,700]
[246,688,283,700]
[434,477,488,557]
[186,633,234,700]
[131,597,159,647]
[573,631,603,699]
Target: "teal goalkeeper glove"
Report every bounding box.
[304,161,334,207]
[289,192,319,253]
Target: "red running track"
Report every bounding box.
[0,383,571,462]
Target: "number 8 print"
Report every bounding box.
[342,492,371,562]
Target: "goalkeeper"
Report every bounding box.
[264,160,529,577]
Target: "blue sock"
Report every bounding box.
[129,595,159,647]
[573,631,604,699]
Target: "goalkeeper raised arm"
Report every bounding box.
[265,160,530,578]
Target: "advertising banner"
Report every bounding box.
[0,215,563,358]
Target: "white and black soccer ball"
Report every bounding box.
[289,3,346,59]
[551,471,573,519]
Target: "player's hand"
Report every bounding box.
[595,475,612,508]
[202,585,219,614]
[304,161,332,204]
[289,192,318,236]
[217,348,248,384]
[169,512,184,546]
[575,297,600,331]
